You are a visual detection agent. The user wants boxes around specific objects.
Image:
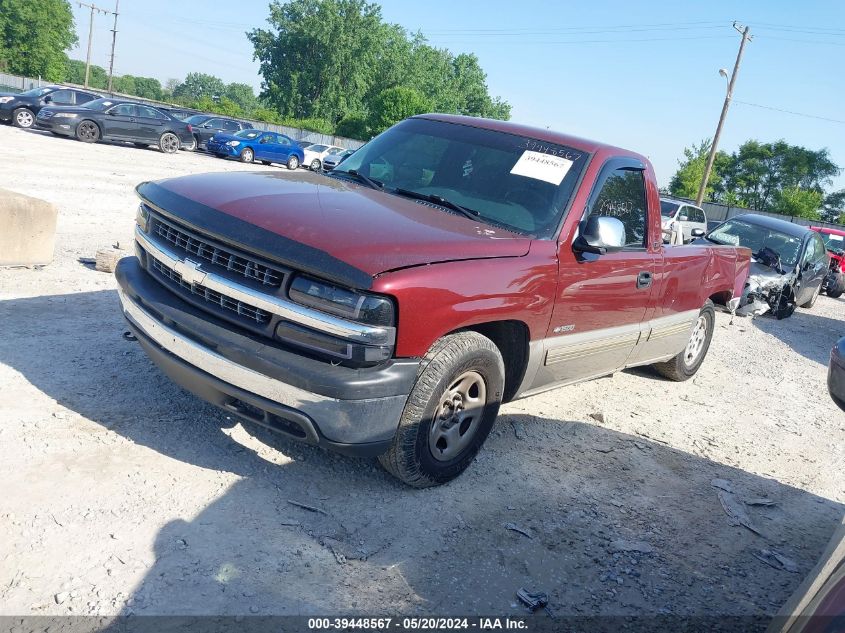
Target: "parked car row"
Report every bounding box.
[1,84,354,167]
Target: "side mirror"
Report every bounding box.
[43,95,53,103]
[573,216,626,255]
[107,110,117,116]
[679,214,689,222]
[203,124,212,128]
[691,228,706,238]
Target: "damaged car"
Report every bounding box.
[699,214,828,319]
[810,226,845,298]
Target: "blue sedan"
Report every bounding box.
[207,129,304,169]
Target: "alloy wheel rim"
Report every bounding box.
[79,122,97,140]
[428,371,486,462]
[162,134,178,153]
[243,149,253,161]
[683,316,708,367]
[17,111,33,127]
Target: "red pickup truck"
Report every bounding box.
[115,114,751,487]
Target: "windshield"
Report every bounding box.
[185,114,210,125]
[660,201,680,218]
[20,87,54,98]
[707,219,803,268]
[82,98,117,111]
[235,129,262,140]
[334,117,588,237]
[820,232,845,253]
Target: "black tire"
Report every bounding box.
[825,273,845,298]
[653,301,715,382]
[159,132,180,154]
[800,283,821,308]
[12,107,34,128]
[182,135,198,152]
[773,284,797,320]
[378,331,505,488]
[261,160,271,166]
[240,147,254,163]
[286,155,300,170]
[75,120,100,143]
[310,158,321,171]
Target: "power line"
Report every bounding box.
[77,1,110,88]
[428,35,738,45]
[734,100,845,124]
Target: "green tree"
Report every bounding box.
[335,113,369,139]
[821,189,845,224]
[132,76,163,100]
[773,186,823,220]
[368,86,431,134]
[112,74,136,96]
[0,0,77,80]
[223,82,258,114]
[668,139,728,201]
[249,0,509,127]
[173,72,226,101]
[65,60,107,89]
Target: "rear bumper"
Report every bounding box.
[115,257,417,456]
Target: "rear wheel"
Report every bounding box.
[653,301,715,381]
[310,158,321,171]
[378,331,504,488]
[182,135,197,152]
[76,120,100,143]
[12,108,34,128]
[826,273,845,298]
[240,147,254,163]
[286,155,300,170]
[159,132,180,154]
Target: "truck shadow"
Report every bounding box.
[0,290,842,624]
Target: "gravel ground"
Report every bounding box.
[0,125,843,626]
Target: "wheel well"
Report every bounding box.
[708,291,732,307]
[462,320,529,403]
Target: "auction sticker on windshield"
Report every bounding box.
[510,150,574,185]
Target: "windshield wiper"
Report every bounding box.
[339,169,384,191]
[392,188,480,221]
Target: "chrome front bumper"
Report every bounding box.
[117,287,409,447]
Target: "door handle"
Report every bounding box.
[637,271,652,289]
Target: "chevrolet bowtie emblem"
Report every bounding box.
[176,259,207,286]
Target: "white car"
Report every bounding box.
[660,198,707,244]
[301,144,346,171]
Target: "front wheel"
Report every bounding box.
[826,273,845,298]
[286,155,300,170]
[310,158,321,171]
[653,301,715,382]
[12,108,34,128]
[240,147,254,163]
[378,331,504,488]
[159,132,180,154]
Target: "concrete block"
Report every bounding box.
[0,188,58,266]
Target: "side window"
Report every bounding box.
[48,90,74,105]
[109,104,136,117]
[813,235,827,262]
[222,120,240,132]
[690,207,704,223]
[136,105,163,119]
[588,167,648,248]
[260,133,276,144]
[77,92,98,104]
[277,135,291,146]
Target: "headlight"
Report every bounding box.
[289,275,395,326]
[0,96,14,104]
[135,204,150,232]
[53,112,78,118]
[226,140,240,147]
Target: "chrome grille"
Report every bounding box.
[151,257,271,324]
[152,215,284,288]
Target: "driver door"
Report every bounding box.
[102,104,137,139]
[535,158,658,387]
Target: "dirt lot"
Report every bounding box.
[0,124,843,627]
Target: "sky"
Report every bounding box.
[68,0,845,191]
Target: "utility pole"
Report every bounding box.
[78,2,109,89]
[695,22,752,207]
[107,0,120,93]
